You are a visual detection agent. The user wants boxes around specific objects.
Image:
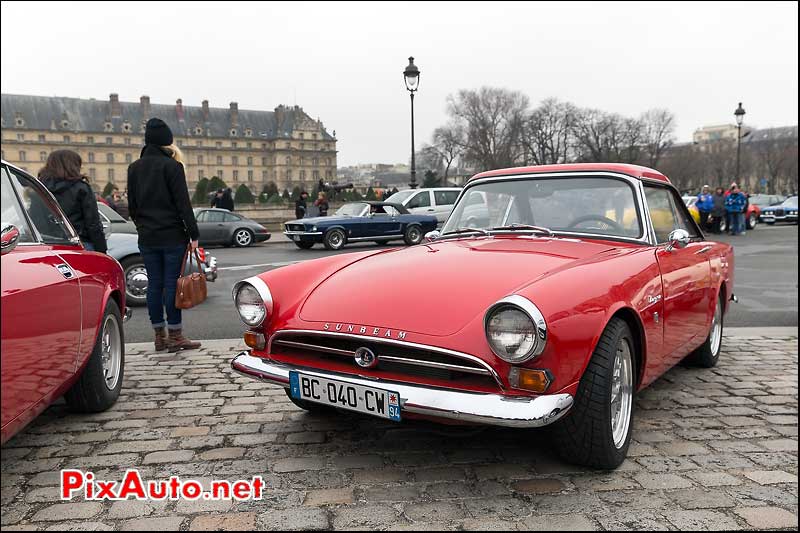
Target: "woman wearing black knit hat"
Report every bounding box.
[127,118,202,352]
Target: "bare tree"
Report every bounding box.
[415,144,443,176]
[431,122,464,182]
[640,109,676,168]
[522,98,575,165]
[659,143,707,192]
[751,133,798,194]
[446,87,530,171]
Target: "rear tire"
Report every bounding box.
[747,213,758,230]
[294,241,314,250]
[684,292,724,368]
[323,229,347,250]
[65,299,125,413]
[403,225,423,246]
[551,317,635,469]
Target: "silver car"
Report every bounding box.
[193,208,271,247]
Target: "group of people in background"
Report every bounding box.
[211,187,235,211]
[695,182,749,236]
[294,190,329,219]
[37,118,202,352]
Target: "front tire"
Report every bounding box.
[403,225,423,246]
[552,317,635,469]
[294,241,314,250]
[233,228,254,247]
[323,228,347,250]
[120,256,147,307]
[684,292,724,368]
[65,299,125,413]
[747,213,758,230]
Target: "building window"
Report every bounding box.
[231,141,238,149]
[312,157,319,166]
[122,122,132,133]
[19,151,26,161]
[177,140,183,147]
[104,122,113,132]
[246,156,252,166]
[197,155,204,165]
[89,168,96,179]
[61,119,69,128]
[232,156,239,165]
[38,134,46,142]
[247,170,253,181]
[125,153,132,164]
[15,117,25,127]
[88,152,95,163]
[40,151,47,161]
[16,133,24,141]
[87,136,94,144]
[63,135,71,143]
[261,157,267,166]
[230,129,237,137]
[300,143,305,150]
[107,153,115,163]
[216,156,223,165]
[286,169,292,179]
[198,169,205,179]
[326,170,333,179]
[215,141,222,148]
[326,158,331,166]
[233,170,239,181]
[285,156,291,165]
[245,129,252,137]
[196,140,203,147]
[262,170,268,179]
[108,168,115,181]
[195,126,203,135]
[299,133,305,139]
[285,142,291,149]
[106,137,113,145]
[312,134,317,140]
[300,170,306,180]
[217,170,223,179]
[124,137,131,145]
[261,143,267,149]
[247,142,252,148]
[313,170,319,180]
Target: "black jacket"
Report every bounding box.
[127,145,199,246]
[40,177,107,253]
[295,198,307,219]
[712,193,726,217]
[220,190,235,211]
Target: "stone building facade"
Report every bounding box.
[0,93,337,193]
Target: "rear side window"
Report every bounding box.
[435,190,460,206]
[7,168,74,244]
[223,213,242,222]
[407,191,431,209]
[1,167,35,243]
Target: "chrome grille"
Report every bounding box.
[270,331,502,389]
[775,209,785,217]
[285,224,305,232]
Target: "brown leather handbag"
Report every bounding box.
[175,247,207,309]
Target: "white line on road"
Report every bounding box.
[218,261,304,272]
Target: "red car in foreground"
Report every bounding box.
[230,163,735,469]
[1,161,129,444]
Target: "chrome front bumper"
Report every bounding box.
[231,352,574,428]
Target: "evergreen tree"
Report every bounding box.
[192,177,209,205]
[282,188,291,200]
[291,186,302,201]
[423,170,440,188]
[234,184,255,204]
[208,176,227,193]
[102,182,115,197]
[365,187,377,200]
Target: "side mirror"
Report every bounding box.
[424,230,441,242]
[665,229,691,252]
[1,225,21,255]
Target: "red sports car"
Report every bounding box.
[230,163,735,469]
[1,161,129,444]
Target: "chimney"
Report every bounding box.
[110,93,121,118]
[140,95,151,118]
[202,100,209,122]
[176,98,185,122]
[230,102,239,127]
[274,105,285,130]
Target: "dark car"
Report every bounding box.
[760,196,798,225]
[97,202,137,235]
[284,201,438,250]
[193,208,271,247]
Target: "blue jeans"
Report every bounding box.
[729,212,745,234]
[83,242,95,251]
[139,244,187,329]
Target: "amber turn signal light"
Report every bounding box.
[508,368,552,393]
[244,330,266,351]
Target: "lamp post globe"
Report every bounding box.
[734,102,746,126]
[404,57,420,189]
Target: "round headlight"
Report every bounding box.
[234,283,266,326]
[484,296,547,364]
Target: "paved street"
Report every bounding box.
[1,331,797,531]
[123,224,799,343]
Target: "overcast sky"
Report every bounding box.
[1,1,797,166]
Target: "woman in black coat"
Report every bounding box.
[39,150,107,252]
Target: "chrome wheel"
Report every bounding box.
[406,226,422,244]
[327,230,344,249]
[125,264,148,301]
[710,298,722,357]
[611,337,633,449]
[100,314,122,391]
[748,213,758,229]
[235,229,253,247]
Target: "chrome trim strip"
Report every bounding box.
[347,236,397,242]
[231,352,573,428]
[269,329,504,389]
[377,355,492,376]
[232,276,274,326]
[284,231,323,236]
[273,339,354,357]
[484,294,547,363]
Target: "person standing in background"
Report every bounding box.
[710,187,726,234]
[221,187,235,211]
[127,118,202,352]
[314,191,329,217]
[725,183,747,236]
[295,190,309,219]
[39,149,107,253]
[696,185,714,230]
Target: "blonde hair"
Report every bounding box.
[165,144,186,167]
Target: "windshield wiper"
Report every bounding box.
[490,223,555,236]
[442,227,491,237]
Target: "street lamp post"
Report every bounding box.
[734,102,746,183]
[403,57,420,189]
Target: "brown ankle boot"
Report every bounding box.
[167,329,202,352]
[154,327,168,352]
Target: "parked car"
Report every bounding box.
[97,202,137,235]
[386,187,461,224]
[232,163,735,469]
[107,232,218,306]
[760,195,798,225]
[193,208,271,247]
[1,161,130,444]
[749,194,786,211]
[683,194,760,230]
[284,201,438,250]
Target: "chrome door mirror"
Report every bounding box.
[424,230,441,242]
[1,225,20,255]
[665,228,691,252]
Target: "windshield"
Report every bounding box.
[783,196,798,208]
[386,190,415,205]
[443,176,643,239]
[335,203,368,217]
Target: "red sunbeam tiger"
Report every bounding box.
[230,163,735,469]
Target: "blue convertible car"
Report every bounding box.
[284,201,438,250]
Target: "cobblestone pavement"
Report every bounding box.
[1,333,797,531]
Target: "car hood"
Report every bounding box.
[287,215,357,226]
[299,236,619,336]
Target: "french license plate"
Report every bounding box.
[289,372,401,421]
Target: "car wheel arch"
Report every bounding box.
[608,307,646,391]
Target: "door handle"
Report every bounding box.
[427,209,435,212]
[695,245,713,255]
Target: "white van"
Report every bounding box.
[386,188,462,224]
